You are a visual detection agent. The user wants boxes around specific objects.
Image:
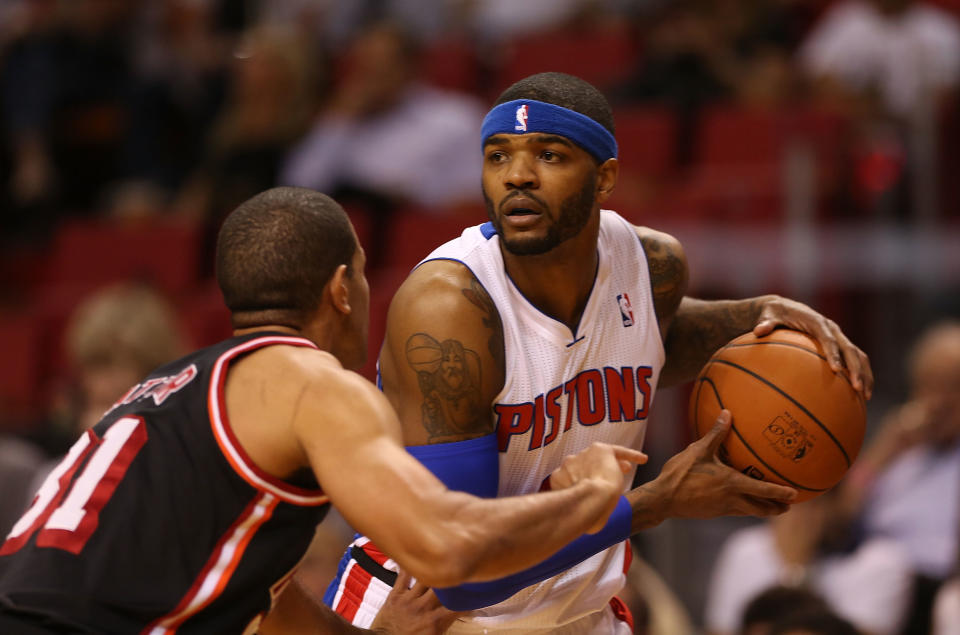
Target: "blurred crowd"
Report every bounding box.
[1,1,959,633]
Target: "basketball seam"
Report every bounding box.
[708,359,852,467]
[720,340,861,394]
[697,376,823,493]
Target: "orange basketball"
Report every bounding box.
[689,329,866,502]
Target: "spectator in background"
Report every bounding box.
[768,609,862,635]
[737,586,835,635]
[932,565,960,635]
[279,20,484,259]
[175,24,319,240]
[121,0,236,197]
[837,321,960,634]
[799,0,960,120]
[0,0,136,241]
[42,282,188,452]
[798,0,960,218]
[705,490,912,635]
[610,0,811,167]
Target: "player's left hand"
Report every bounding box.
[752,296,873,399]
[369,569,464,634]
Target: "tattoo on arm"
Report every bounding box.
[640,235,687,334]
[461,279,505,374]
[405,332,491,443]
[661,297,766,386]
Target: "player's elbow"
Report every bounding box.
[400,528,482,588]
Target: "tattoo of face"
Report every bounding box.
[405,333,490,441]
[461,280,505,373]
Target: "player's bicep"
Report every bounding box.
[380,262,504,446]
[635,226,689,340]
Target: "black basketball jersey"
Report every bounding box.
[0,332,331,634]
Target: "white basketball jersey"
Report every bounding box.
[421,210,665,633]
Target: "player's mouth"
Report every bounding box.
[501,197,545,228]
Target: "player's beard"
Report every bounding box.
[484,172,596,256]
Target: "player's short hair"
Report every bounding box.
[493,72,615,137]
[216,187,356,325]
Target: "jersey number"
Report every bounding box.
[0,416,148,555]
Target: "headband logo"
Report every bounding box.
[515,104,528,132]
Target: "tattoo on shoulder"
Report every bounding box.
[405,332,491,442]
[641,235,686,318]
[461,279,505,372]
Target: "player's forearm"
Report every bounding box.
[660,295,776,386]
[414,479,617,587]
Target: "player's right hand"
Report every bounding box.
[549,442,647,533]
[653,410,797,520]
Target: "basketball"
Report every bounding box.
[689,329,866,502]
[406,333,443,374]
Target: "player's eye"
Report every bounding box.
[486,151,507,163]
[541,150,562,162]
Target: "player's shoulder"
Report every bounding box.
[392,259,490,320]
[632,224,685,259]
[237,342,366,399]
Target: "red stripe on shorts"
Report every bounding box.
[609,595,635,630]
[335,562,373,623]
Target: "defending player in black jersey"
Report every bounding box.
[0,186,645,634]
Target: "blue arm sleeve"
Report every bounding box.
[407,435,633,611]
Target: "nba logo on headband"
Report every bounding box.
[515,104,528,132]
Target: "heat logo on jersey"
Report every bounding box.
[495,366,654,452]
[515,104,529,131]
[617,293,634,327]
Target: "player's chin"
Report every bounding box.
[499,233,554,256]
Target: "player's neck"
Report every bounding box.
[502,235,599,332]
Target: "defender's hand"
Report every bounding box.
[369,569,464,634]
[752,296,873,399]
[550,442,647,533]
[652,411,797,520]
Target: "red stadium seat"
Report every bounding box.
[608,107,678,220]
[422,36,482,94]
[491,23,640,97]
[383,205,488,272]
[0,312,44,424]
[687,105,850,222]
[41,218,202,297]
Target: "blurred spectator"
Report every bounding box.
[768,609,862,635]
[933,575,960,635]
[611,0,811,167]
[838,321,960,634]
[705,491,912,635]
[738,586,835,635]
[41,282,188,451]
[175,24,319,236]
[799,0,960,119]
[121,0,237,196]
[279,21,484,221]
[0,0,137,236]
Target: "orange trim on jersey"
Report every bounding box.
[143,493,279,634]
[206,335,329,506]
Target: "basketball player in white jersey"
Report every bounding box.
[327,73,873,633]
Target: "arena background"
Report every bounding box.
[1,1,958,631]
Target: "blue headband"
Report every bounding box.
[481,99,617,162]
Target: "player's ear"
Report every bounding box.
[596,158,618,203]
[328,264,352,315]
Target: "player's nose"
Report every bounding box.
[505,154,539,190]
